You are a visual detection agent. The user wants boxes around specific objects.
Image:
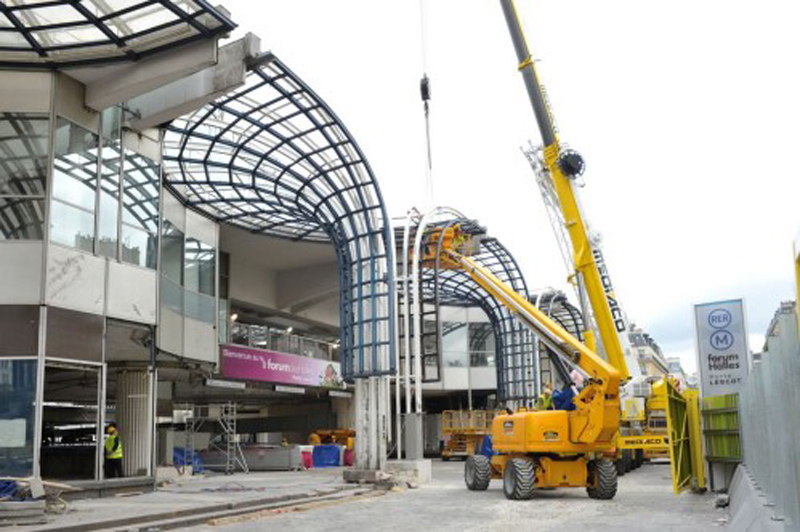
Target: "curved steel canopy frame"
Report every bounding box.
[163,55,395,380]
[0,0,234,68]
[422,230,537,406]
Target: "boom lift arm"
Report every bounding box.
[499,0,630,380]
[425,231,620,445]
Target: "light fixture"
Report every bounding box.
[286,326,294,334]
[230,313,238,322]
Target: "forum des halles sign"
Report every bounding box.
[694,299,751,396]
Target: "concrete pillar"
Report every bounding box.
[115,370,153,477]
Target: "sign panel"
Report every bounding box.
[694,299,749,396]
[220,344,346,389]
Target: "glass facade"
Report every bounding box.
[0,113,48,240]
[160,221,217,325]
[230,322,335,361]
[49,115,159,269]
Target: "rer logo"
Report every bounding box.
[708,309,732,329]
[710,330,734,351]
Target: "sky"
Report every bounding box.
[221,0,800,373]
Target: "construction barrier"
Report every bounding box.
[737,304,800,526]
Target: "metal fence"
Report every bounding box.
[738,304,800,526]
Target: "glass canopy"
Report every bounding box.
[0,0,234,67]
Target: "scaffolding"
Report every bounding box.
[184,402,249,475]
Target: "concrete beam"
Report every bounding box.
[126,33,262,131]
[84,38,221,111]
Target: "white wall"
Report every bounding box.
[228,254,278,309]
[0,242,43,304]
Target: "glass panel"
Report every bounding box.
[161,221,183,284]
[101,107,121,142]
[185,238,215,297]
[121,224,157,269]
[105,320,151,363]
[0,197,45,240]
[45,306,104,362]
[0,305,39,357]
[183,289,215,324]
[0,113,49,196]
[160,276,182,315]
[121,149,159,234]
[230,322,249,346]
[0,360,37,477]
[250,325,267,349]
[97,141,121,258]
[442,321,468,367]
[50,199,94,252]
[52,118,99,211]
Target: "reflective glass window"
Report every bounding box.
[120,149,158,269]
[101,107,121,142]
[0,359,38,477]
[0,113,49,197]
[185,238,215,297]
[97,141,121,258]
[45,306,103,362]
[52,118,98,211]
[50,199,95,252]
[161,221,183,284]
[0,197,45,240]
[121,149,159,234]
[121,223,157,269]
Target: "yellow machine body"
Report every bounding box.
[491,410,616,455]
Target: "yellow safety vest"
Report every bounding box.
[536,394,553,411]
[105,434,123,459]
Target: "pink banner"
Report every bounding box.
[220,344,346,389]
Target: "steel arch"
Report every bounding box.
[163,55,395,379]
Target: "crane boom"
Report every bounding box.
[499,0,629,380]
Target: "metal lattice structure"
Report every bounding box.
[0,0,234,68]
[531,289,583,387]
[421,231,537,406]
[162,55,395,379]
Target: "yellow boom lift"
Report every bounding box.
[415,0,646,500]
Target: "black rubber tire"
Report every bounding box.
[587,459,618,500]
[623,449,633,473]
[502,457,536,500]
[615,455,627,476]
[635,449,645,468]
[465,454,492,491]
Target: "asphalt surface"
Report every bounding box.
[192,460,728,531]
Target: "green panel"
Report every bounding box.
[702,393,742,461]
[665,380,693,494]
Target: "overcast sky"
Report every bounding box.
[222,0,800,373]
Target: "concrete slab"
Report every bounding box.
[385,459,433,484]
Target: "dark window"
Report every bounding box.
[0,359,38,477]
[105,320,151,363]
[45,307,103,362]
[0,305,39,356]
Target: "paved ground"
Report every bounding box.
[193,461,728,532]
[31,468,348,531]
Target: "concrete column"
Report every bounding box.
[115,370,153,477]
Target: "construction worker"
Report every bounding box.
[536,384,554,410]
[104,422,124,478]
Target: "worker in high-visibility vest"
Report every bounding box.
[104,422,124,478]
[536,384,554,411]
